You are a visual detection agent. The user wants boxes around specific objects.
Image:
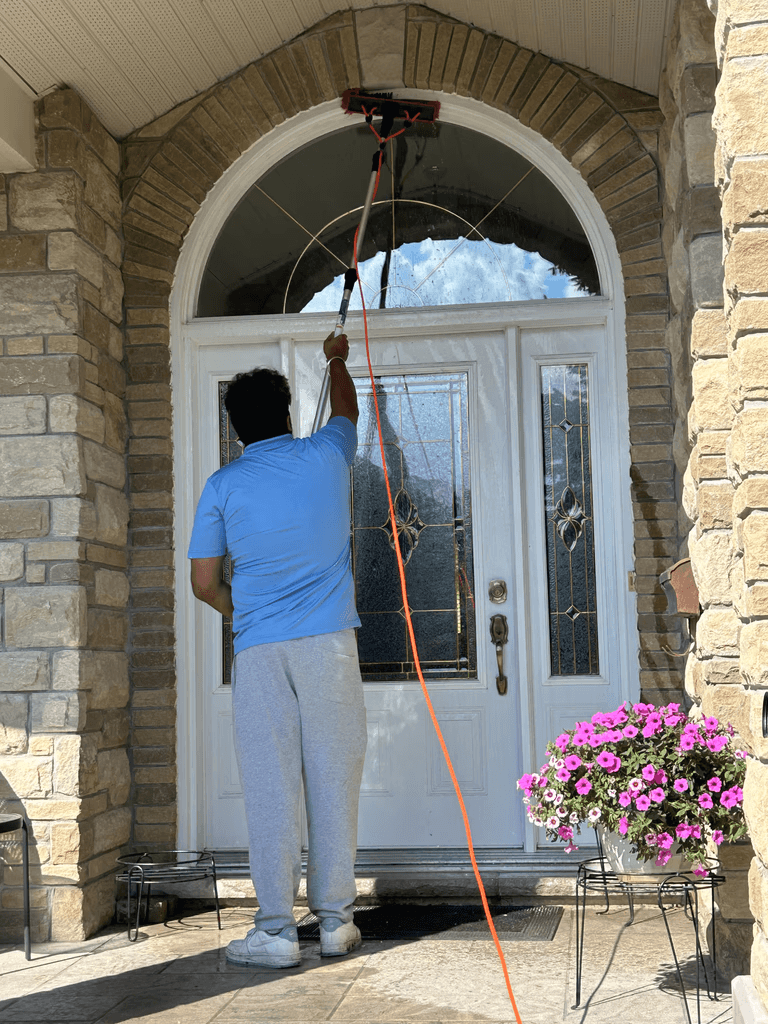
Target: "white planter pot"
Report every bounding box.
[597,826,686,882]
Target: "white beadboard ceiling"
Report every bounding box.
[0,0,675,139]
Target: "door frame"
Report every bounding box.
[171,95,636,857]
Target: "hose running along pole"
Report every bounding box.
[311,102,398,435]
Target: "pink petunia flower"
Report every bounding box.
[649,788,666,803]
[711,830,724,845]
[693,864,709,878]
[707,777,722,792]
[622,724,638,738]
[703,716,719,732]
[558,825,574,840]
[564,842,579,854]
[656,832,674,849]
[676,823,693,839]
[644,832,658,847]
[654,770,668,785]
[618,792,632,807]
[555,733,571,751]
[596,751,616,768]
[587,733,604,748]
[673,778,689,793]
[636,795,651,811]
[565,754,582,770]
[655,850,673,866]
[707,735,729,753]
[575,777,592,795]
[618,816,629,835]
[679,734,696,752]
[698,793,714,809]
[556,768,571,782]
[641,764,657,782]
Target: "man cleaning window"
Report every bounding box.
[188,331,366,968]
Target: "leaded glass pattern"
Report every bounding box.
[352,372,476,681]
[219,381,239,684]
[541,365,600,676]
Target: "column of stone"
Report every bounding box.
[711,0,768,1011]
[0,88,129,941]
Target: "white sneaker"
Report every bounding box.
[226,925,301,967]
[320,918,361,957]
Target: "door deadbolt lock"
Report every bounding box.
[488,579,507,604]
[489,613,509,696]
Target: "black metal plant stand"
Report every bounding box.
[574,857,723,1024]
[115,850,221,941]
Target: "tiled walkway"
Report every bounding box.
[0,903,732,1023]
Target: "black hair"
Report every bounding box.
[224,367,291,445]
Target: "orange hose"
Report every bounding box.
[351,140,523,1023]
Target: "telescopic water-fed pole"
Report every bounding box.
[310,90,440,434]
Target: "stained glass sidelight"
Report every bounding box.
[540,365,600,676]
[217,373,476,684]
[352,372,476,681]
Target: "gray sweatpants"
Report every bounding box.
[232,629,367,933]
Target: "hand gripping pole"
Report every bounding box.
[311,102,400,434]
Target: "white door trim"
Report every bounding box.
[171,95,635,851]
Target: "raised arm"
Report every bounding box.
[323,331,359,425]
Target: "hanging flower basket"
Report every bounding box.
[517,701,749,876]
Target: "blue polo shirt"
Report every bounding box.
[187,416,361,653]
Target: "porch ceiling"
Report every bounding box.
[0,1,674,140]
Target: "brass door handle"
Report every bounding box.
[489,614,509,695]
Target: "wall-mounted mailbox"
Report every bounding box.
[659,557,700,657]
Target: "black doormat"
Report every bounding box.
[297,904,563,942]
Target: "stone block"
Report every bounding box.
[684,112,716,186]
[8,172,79,231]
[715,56,768,156]
[0,436,84,498]
[30,691,86,733]
[94,568,129,607]
[0,356,81,398]
[691,308,727,358]
[92,807,131,856]
[0,754,53,798]
[50,497,97,539]
[87,608,128,650]
[0,543,24,580]
[741,621,768,688]
[0,651,49,691]
[692,358,732,430]
[27,540,85,562]
[97,748,130,806]
[0,397,46,436]
[734,334,768,400]
[83,652,128,709]
[735,479,768,518]
[732,974,768,1024]
[356,7,406,89]
[698,481,735,529]
[94,483,128,546]
[726,230,768,295]
[54,733,98,796]
[0,695,28,754]
[724,158,768,227]
[691,234,725,307]
[47,232,104,288]
[731,409,768,476]
[689,529,736,605]
[50,821,93,866]
[745,760,768,867]
[84,441,124,488]
[730,297,768,336]
[49,395,105,443]
[696,606,740,657]
[0,272,80,336]
[743,512,768,581]
[5,586,87,648]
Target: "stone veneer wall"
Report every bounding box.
[120,3,680,861]
[0,91,129,941]
[660,0,754,979]
[705,0,768,1011]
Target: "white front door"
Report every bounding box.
[186,302,634,854]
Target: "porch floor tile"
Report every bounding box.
[0,904,732,1023]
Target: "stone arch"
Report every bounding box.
[120,4,672,849]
